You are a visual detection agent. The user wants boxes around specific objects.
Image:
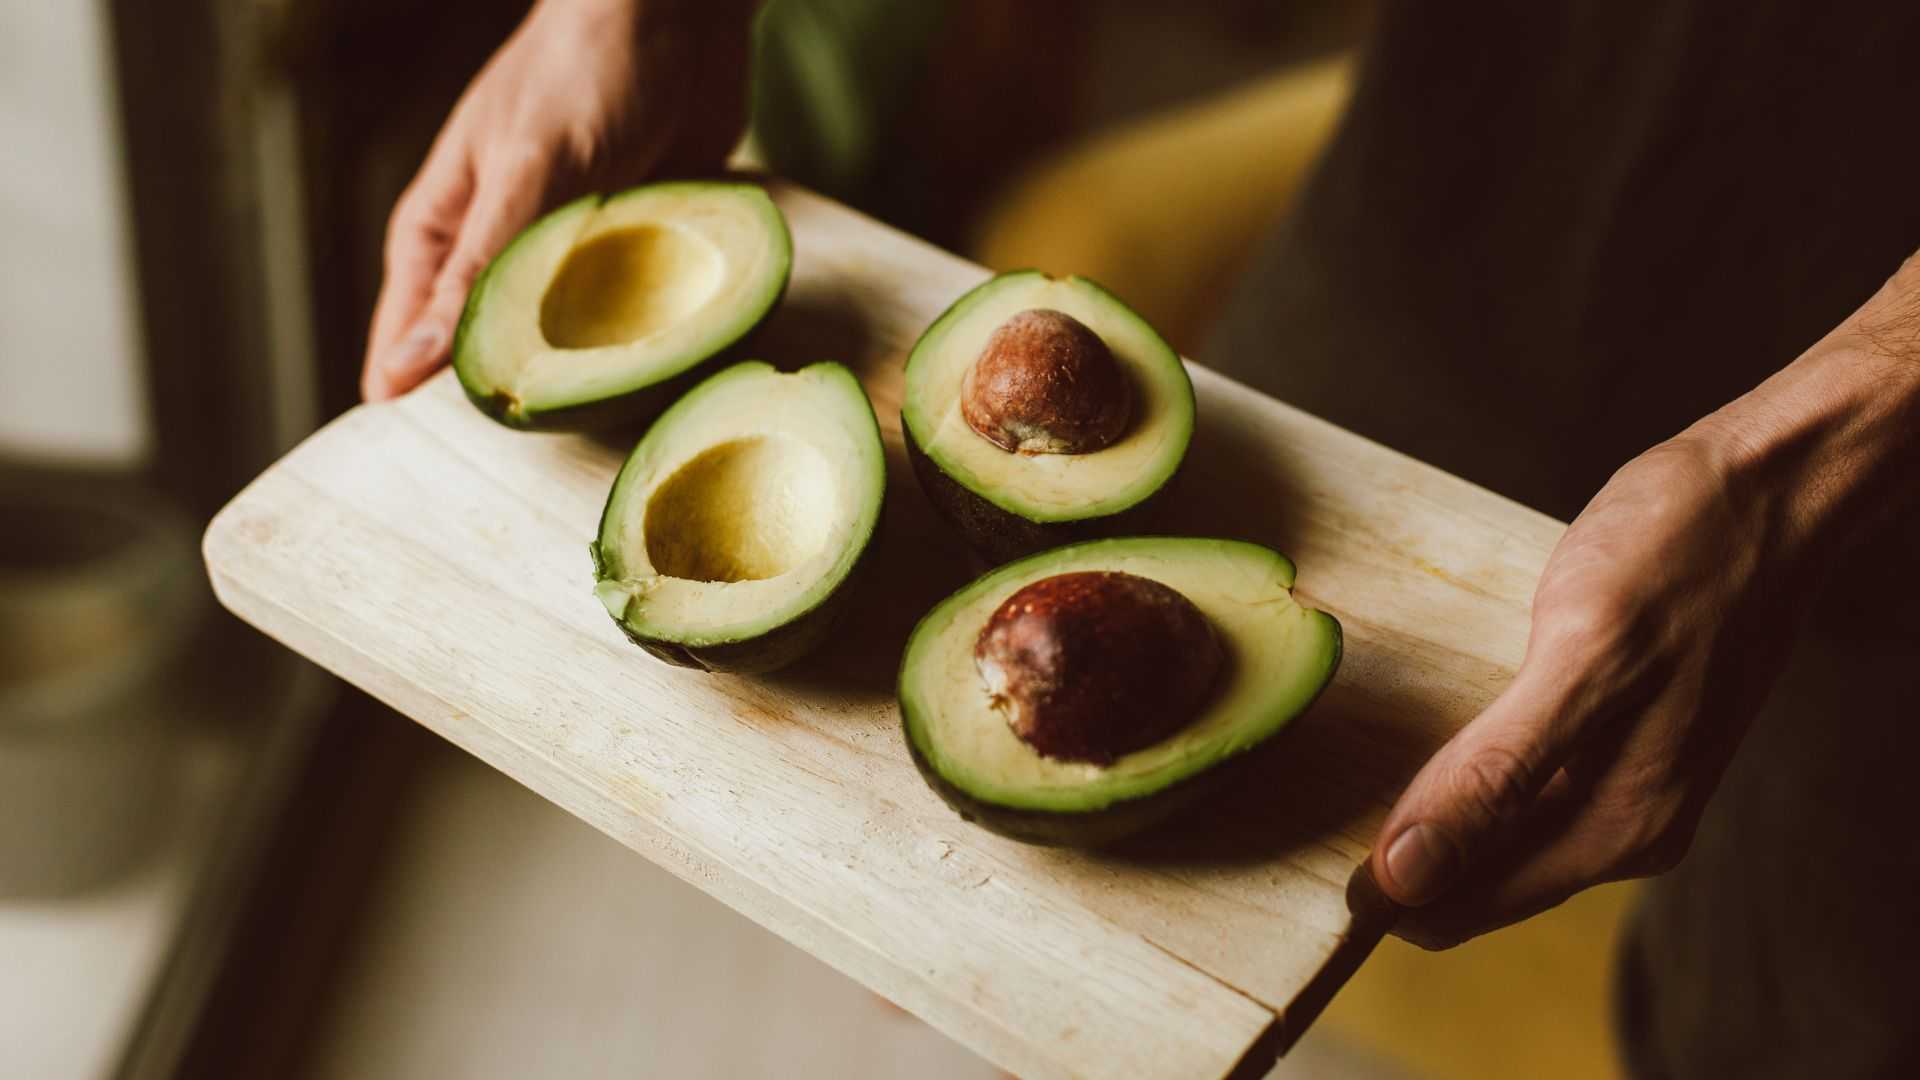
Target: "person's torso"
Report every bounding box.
[1204,0,1920,634]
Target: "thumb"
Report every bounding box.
[1371,665,1587,907]
[376,155,548,397]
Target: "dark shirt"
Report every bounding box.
[1206,0,1920,635]
[1200,7,1920,1074]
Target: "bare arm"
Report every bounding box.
[1373,253,1920,947]
[361,0,757,401]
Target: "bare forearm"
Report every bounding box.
[1687,258,1920,559]
[536,0,759,33]
[363,0,755,398]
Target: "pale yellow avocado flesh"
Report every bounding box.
[540,223,728,349]
[593,362,884,646]
[903,273,1194,522]
[640,435,837,584]
[901,537,1341,813]
[457,183,790,419]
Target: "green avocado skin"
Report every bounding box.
[902,422,1181,567]
[451,183,791,432]
[594,537,874,675]
[901,584,1342,848]
[899,271,1193,566]
[586,360,886,676]
[454,275,788,434]
[902,628,1340,847]
[460,356,692,433]
[904,732,1221,848]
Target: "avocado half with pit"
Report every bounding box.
[455,182,791,429]
[899,536,1341,847]
[591,360,884,673]
[901,271,1195,564]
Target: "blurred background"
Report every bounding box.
[2,1,1630,1077]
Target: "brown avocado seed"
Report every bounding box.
[974,571,1224,764]
[960,308,1133,455]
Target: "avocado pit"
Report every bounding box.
[974,570,1223,764]
[960,308,1132,455]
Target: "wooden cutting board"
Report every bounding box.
[204,182,1563,1080]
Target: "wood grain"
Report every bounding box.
[204,182,1564,1080]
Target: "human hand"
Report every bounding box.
[361,0,752,401]
[1369,430,1819,948]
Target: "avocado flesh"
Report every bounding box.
[900,537,1341,845]
[902,272,1195,560]
[455,182,791,429]
[592,360,884,673]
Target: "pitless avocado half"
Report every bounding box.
[455,182,792,430]
[900,536,1342,847]
[901,271,1196,564]
[592,361,885,673]
[479,189,1332,843]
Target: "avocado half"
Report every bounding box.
[591,360,884,673]
[454,182,792,429]
[899,536,1341,847]
[901,272,1195,564]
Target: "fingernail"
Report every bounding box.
[384,323,444,373]
[1384,823,1461,906]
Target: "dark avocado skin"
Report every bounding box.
[607,567,860,674]
[588,507,880,675]
[454,275,788,433]
[902,610,1342,848]
[450,182,790,433]
[461,361,691,433]
[902,422,1180,567]
[905,733,1225,848]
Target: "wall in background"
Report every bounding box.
[0,1,148,466]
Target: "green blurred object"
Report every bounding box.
[751,0,949,203]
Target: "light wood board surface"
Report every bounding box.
[203,182,1564,1080]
